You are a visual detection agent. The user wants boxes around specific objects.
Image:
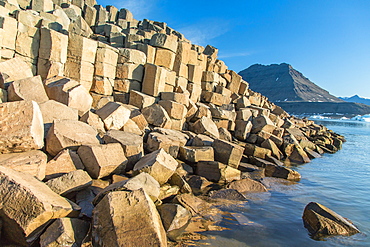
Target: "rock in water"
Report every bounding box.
[302,202,360,239]
[0,166,77,246]
[92,190,167,247]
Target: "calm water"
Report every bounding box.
[198,120,370,246]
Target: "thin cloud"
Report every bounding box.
[177,18,230,46]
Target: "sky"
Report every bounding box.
[98,0,370,98]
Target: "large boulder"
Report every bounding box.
[0,100,44,154]
[7,75,49,103]
[45,170,92,196]
[92,190,168,247]
[95,102,131,130]
[302,202,360,239]
[0,166,78,246]
[0,150,47,180]
[133,149,178,185]
[45,149,84,180]
[45,119,99,156]
[39,218,90,247]
[212,139,244,168]
[227,178,267,193]
[103,130,143,170]
[93,172,161,205]
[157,203,191,241]
[43,76,93,116]
[77,143,127,179]
[191,116,219,139]
[196,161,241,184]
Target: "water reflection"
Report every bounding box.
[312,119,370,128]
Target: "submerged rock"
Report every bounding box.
[302,202,360,240]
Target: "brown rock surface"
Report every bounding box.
[0,166,77,246]
[92,190,167,247]
[0,100,44,154]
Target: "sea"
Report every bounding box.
[196,119,370,246]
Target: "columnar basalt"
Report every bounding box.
[0,1,352,245]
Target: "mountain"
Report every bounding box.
[238,63,343,103]
[339,95,370,106]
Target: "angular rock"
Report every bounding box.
[158,184,180,201]
[46,170,92,196]
[45,119,99,156]
[146,132,182,158]
[251,115,276,134]
[243,143,272,159]
[45,149,84,180]
[0,166,77,246]
[192,134,214,146]
[80,111,105,134]
[8,76,49,103]
[142,104,172,128]
[117,48,147,64]
[154,48,175,70]
[263,160,301,180]
[159,100,187,120]
[186,175,213,195]
[227,178,267,193]
[302,202,360,239]
[178,146,214,163]
[0,100,44,154]
[93,172,160,205]
[39,218,90,247]
[150,33,178,53]
[129,90,156,109]
[196,161,241,184]
[95,102,131,130]
[284,144,311,164]
[213,139,244,169]
[261,139,283,160]
[103,130,143,170]
[92,190,167,247]
[43,76,93,116]
[0,150,47,180]
[133,149,178,185]
[77,143,127,179]
[209,189,247,201]
[234,120,253,141]
[157,203,191,241]
[142,63,166,97]
[191,116,219,139]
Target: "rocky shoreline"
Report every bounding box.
[0,0,356,246]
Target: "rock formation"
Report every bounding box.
[0,1,354,245]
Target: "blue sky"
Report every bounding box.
[98,0,370,98]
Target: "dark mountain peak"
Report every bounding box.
[239,63,342,103]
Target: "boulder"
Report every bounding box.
[0,150,47,180]
[243,143,272,159]
[191,116,219,139]
[168,172,192,194]
[192,134,214,146]
[0,166,78,246]
[196,161,241,184]
[157,203,191,241]
[173,193,222,222]
[45,149,84,180]
[302,202,360,239]
[43,76,93,116]
[103,130,143,170]
[133,149,178,185]
[234,120,253,141]
[227,178,267,193]
[251,115,276,134]
[45,170,92,196]
[95,102,131,130]
[39,218,90,247]
[92,190,167,247]
[77,143,127,179]
[209,189,247,201]
[80,111,105,134]
[129,90,156,109]
[7,76,49,103]
[284,144,311,165]
[38,100,79,134]
[178,146,214,163]
[150,33,178,53]
[0,100,44,154]
[146,132,182,158]
[213,139,244,169]
[186,175,213,195]
[142,63,166,97]
[93,172,160,205]
[142,104,172,128]
[0,57,33,84]
[45,119,99,156]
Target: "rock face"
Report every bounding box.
[92,190,167,247]
[302,202,360,239]
[239,63,342,103]
[0,166,77,246]
[0,100,44,154]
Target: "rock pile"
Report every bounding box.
[0,0,346,246]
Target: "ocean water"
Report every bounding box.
[197,120,370,246]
